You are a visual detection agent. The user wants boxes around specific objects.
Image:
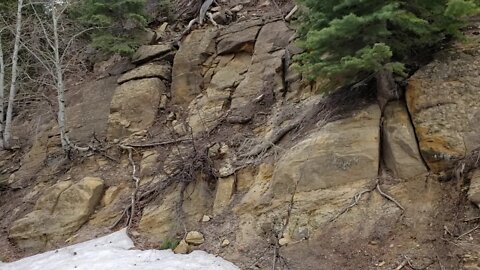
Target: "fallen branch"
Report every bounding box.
[110,207,129,229]
[119,145,140,228]
[123,138,192,148]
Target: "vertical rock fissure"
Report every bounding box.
[403,97,430,171]
[378,115,386,176]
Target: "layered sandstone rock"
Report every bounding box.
[407,49,480,172]
[9,177,104,251]
[383,101,427,179]
[107,78,166,139]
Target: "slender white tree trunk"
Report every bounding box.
[3,0,24,148]
[0,34,5,149]
[52,5,70,152]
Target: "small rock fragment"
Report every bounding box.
[278,238,289,246]
[468,170,480,208]
[159,95,168,109]
[202,215,211,222]
[185,231,205,245]
[231,5,243,12]
[260,0,270,7]
[221,239,230,247]
[173,240,190,254]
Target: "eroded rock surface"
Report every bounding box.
[383,101,427,179]
[132,44,174,64]
[117,63,171,84]
[407,49,480,172]
[9,177,104,251]
[107,78,166,139]
[272,104,380,195]
[4,14,480,270]
[171,29,218,106]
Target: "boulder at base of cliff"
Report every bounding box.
[9,177,104,252]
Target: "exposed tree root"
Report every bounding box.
[330,178,405,223]
[329,187,376,222]
[376,182,405,211]
[111,135,216,230]
[176,0,216,42]
[238,97,328,159]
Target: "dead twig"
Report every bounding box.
[394,259,408,270]
[285,5,298,21]
[457,224,480,239]
[444,225,453,237]
[464,216,480,222]
[436,254,446,270]
[123,138,192,148]
[110,208,129,229]
[272,243,278,270]
[119,145,140,228]
[395,255,433,270]
[248,247,270,269]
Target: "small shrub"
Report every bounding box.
[159,239,180,250]
[72,0,149,56]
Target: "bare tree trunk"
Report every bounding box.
[3,0,24,148]
[375,69,398,112]
[0,34,5,149]
[52,5,70,152]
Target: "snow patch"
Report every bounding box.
[1,229,239,270]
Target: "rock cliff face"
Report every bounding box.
[2,11,480,270]
[407,49,480,172]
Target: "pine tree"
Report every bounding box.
[74,0,148,56]
[296,0,478,87]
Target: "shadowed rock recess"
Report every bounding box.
[2,11,480,270]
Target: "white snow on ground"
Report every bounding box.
[0,229,239,270]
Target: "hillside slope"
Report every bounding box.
[2,1,480,269]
